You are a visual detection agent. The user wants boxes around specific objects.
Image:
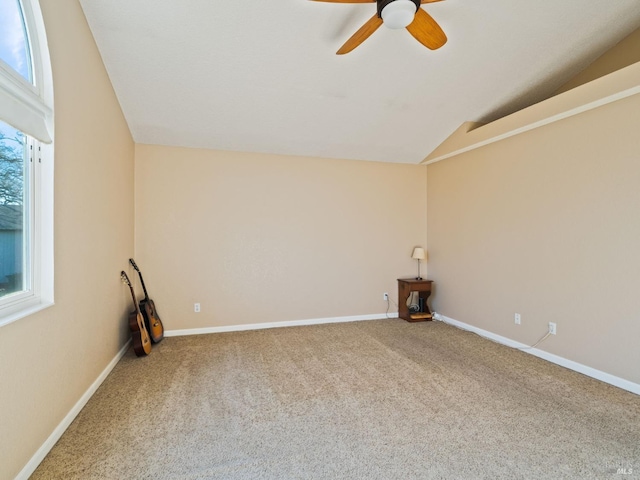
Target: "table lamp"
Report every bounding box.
[411,247,426,280]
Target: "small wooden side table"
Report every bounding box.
[397,278,433,322]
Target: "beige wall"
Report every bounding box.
[0,1,135,479]
[426,92,640,384]
[135,145,426,330]
[5,3,635,478]
[556,27,640,94]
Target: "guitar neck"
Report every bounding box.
[136,271,150,302]
[127,284,142,316]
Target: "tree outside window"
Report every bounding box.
[0,124,25,296]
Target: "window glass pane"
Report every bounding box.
[0,0,32,82]
[0,120,27,298]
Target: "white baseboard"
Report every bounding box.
[432,313,640,396]
[15,340,131,480]
[165,312,398,337]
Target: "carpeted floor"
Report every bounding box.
[32,319,639,479]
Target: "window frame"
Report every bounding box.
[0,0,53,327]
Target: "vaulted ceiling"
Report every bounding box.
[79,0,640,164]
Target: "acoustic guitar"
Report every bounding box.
[129,258,164,343]
[121,271,152,356]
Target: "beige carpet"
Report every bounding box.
[32,319,639,479]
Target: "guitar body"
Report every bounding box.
[121,270,152,357]
[129,258,164,344]
[129,310,152,356]
[140,297,164,343]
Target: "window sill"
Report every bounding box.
[0,299,54,328]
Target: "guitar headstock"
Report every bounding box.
[129,258,140,272]
[121,271,131,286]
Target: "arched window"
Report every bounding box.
[0,0,53,325]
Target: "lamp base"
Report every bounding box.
[415,277,423,280]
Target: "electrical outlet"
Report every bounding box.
[548,322,556,335]
[194,303,201,313]
[383,293,389,301]
[514,313,521,325]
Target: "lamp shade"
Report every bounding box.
[380,0,417,29]
[411,247,426,260]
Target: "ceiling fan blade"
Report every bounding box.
[337,14,383,55]
[406,7,447,50]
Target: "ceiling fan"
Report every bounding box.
[312,0,447,55]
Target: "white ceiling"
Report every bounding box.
[78,0,640,164]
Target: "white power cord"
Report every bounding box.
[385,297,399,319]
[518,331,552,350]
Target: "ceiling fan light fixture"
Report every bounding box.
[381,0,418,29]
